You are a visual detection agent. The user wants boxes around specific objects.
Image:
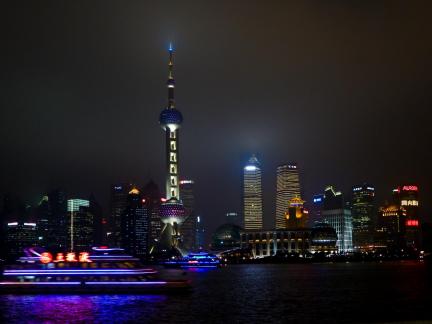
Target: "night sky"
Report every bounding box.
[1,1,431,237]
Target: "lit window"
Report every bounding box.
[170,131,176,139]
[170,164,177,174]
[170,141,176,150]
[170,153,176,162]
[171,176,177,185]
[171,189,176,197]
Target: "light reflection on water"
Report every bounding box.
[1,262,431,323]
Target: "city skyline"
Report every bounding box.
[1,1,431,238]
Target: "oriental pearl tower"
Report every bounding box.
[158,44,186,249]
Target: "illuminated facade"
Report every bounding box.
[351,184,375,250]
[275,163,301,229]
[377,203,406,248]
[180,180,197,251]
[285,197,308,229]
[243,155,263,230]
[240,229,311,258]
[142,180,163,254]
[159,44,186,248]
[67,198,94,251]
[5,221,38,260]
[392,185,420,248]
[109,184,132,247]
[322,186,353,252]
[36,189,68,251]
[121,188,149,259]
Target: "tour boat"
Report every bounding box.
[0,247,190,294]
[164,252,220,268]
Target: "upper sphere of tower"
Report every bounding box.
[159,108,183,128]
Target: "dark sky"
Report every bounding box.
[1,1,431,238]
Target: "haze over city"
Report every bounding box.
[1,1,431,237]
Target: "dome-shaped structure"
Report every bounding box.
[159,197,186,225]
[212,223,242,250]
[159,108,183,128]
[311,223,337,246]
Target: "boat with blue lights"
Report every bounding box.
[164,252,220,268]
[0,247,190,294]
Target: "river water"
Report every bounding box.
[0,261,430,323]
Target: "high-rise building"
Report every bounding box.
[35,189,68,251]
[158,44,186,248]
[392,185,420,248]
[180,180,197,251]
[351,184,375,250]
[67,198,94,251]
[109,184,132,247]
[5,221,38,260]
[243,155,263,230]
[142,180,163,254]
[311,194,324,224]
[121,188,149,259]
[275,163,301,229]
[322,186,353,252]
[195,215,205,249]
[377,203,407,249]
[285,197,308,229]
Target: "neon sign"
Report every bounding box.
[79,252,91,262]
[55,253,65,262]
[40,252,53,264]
[406,220,419,227]
[401,200,419,206]
[402,185,418,191]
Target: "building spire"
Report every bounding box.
[167,43,175,109]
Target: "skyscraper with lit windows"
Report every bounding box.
[351,184,375,250]
[322,186,353,252]
[275,163,301,229]
[243,155,263,230]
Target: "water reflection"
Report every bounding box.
[2,295,167,323]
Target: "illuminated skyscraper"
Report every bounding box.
[142,180,163,254]
[351,184,375,250]
[275,163,301,229]
[285,197,308,229]
[67,198,94,251]
[158,44,186,248]
[5,221,37,260]
[109,184,132,247]
[392,185,420,248]
[243,155,263,230]
[322,186,353,252]
[180,180,197,251]
[121,188,149,259]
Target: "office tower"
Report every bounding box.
[67,198,94,251]
[35,189,68,251]
[275,163,301,229]
[89,194,104,246]
[195,215,205,249]
[142,180,163,254]
[392,185,420,248]
[158,44,186,248]
[180,180,197,251]
[121,188,149,259]
[377,203,406,249]
[243,155,263,230]
[351,184,375,250]
[5,221,38,260]
[311,194,324,224]
[109,184,132,247]
[285,197,308,229]
[322,186,353,252]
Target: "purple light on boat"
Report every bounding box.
[0,282,81,285]
[85,281,167,285]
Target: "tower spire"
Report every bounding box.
[167,43,175,109]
